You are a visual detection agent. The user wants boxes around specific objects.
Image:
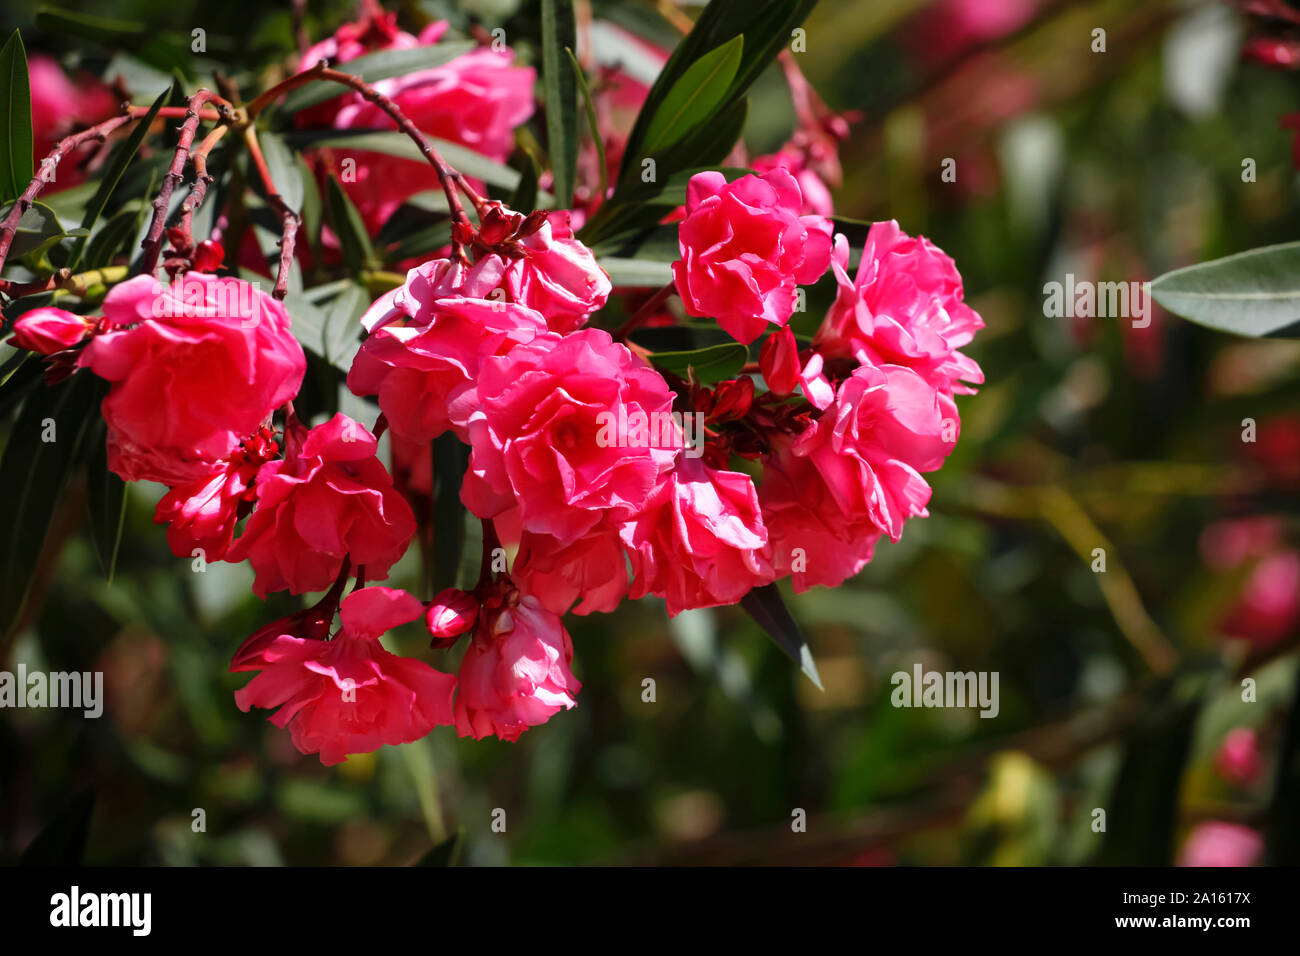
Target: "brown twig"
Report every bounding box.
[0,114,134,276]
[243,125,300,300]
[244,64,480,258]
[139,89,236,275]
[613,282,676,340]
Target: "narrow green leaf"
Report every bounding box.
[325,174,375,277]
[0,374,103,637]
[278,42,477,114]
[285,130,545,198]
[641,36,742,156]
[322,281,368,367]
[740,583,823,689]
[86,425,128,583]
[257,130,304,215]
[67,84,171,270]
[0,30,34,203]
[597,256,673,288]
[541,0,578,207]
[415,828,464,866]
[650,342,747,384]
[1150,241,1300,338]
[567,47,605,205]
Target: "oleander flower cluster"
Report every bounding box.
[2,6,982,765]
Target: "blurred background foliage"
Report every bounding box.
[3,0,1300,866]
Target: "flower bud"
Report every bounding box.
[760,325,801,397]
[8,307,93,355]
[426,587,479,648]
[710,376,755,423]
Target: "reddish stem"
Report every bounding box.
[613,282,676,341]
[243,125,300,300]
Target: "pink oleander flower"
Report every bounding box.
[227,414,416,597]
[454,590,581,742]
[77,274,305,485]
[28,54,117,190]
[233,586,456,765]
[1177,822,1264,867]
[347,257,549,443]
[7,306,93,354]
[510,522,630,616]
[621,457,773,617]
[817,226,985,395]
[751,147,834,217]
[502,212,612,333]
[298,13,535,230]
[673,169,833,345]
[761,364,958,591]
[760,433,883,593]
[153,429,277,561]
[1215,727,1263,788]
[448,328,679,543]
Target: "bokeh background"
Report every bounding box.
[3,0,1299,866]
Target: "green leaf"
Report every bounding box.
[284,130,544,199]
[615,166,753,208]
[617,0,816,185]
[1095,674,1208,865]
[596,256,673,288]
[82,200,149,270]
[541,0,578,208]
[86,424,127,583]
[35,7,195,78]
[18,788,96,866]
[509,148,540,214]
[321,281,367,367]
[0,30,33,203]
[415,827,464,866]
[1149,241,1300,338]
[740,583,823,689]
[66,84,170,270]
[641,36,742,157]
[325,174,375,276]
[257,130,304,215]
[567,47,605,205]
[1265,661,1300,864]
[0,373,104,638]
[649,342,748,384]
[0,201,83,261]
[278,42,477,114]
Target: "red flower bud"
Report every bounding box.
[760,326,801,397]
[426,587,479,648]
[710,376,754,423]
[193,239,225,273]
[8,307,93,355]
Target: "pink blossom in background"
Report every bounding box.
[233,587,456,765]
[454,592,581,742]
[1219,549,1300,648]
[673,169,833,344]
[751,147,835,218]
[1215,727,1263,787]
[28,54,117,190]
[908,0,1040,67]
[449,329,679,543]
[77,274,305,485]
[817,225,984,396]
[1177,822,1264,867]
[297,11,535,231]
[228,414,415,596]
